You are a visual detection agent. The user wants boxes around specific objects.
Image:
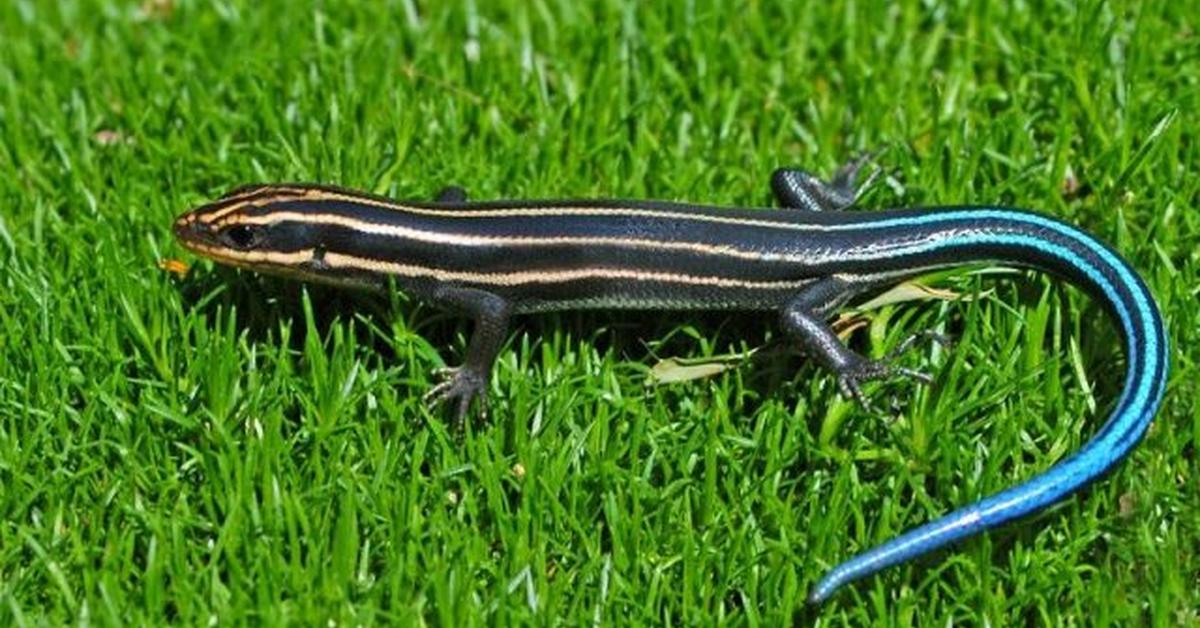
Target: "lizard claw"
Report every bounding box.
[835,331,948,410]
[830,148,887,205]
[423,366,489,428]
[837,370,876,413]
[836,359,929,412]
[430,366,458,379]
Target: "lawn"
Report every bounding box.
[1,0,1196,624]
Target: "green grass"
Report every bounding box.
[1,0,1197,624]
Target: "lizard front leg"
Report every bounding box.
[422,285,512,425]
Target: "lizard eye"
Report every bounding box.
[221,224,261,249]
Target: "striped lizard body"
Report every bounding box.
[173,163,1168,604]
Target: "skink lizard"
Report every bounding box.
[172,160,1168,603]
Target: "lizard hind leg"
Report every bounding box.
[779,277,938,412]
[770,151,883,211]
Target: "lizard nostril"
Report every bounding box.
[173,216,204,239]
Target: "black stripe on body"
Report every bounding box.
[259,221,828,281]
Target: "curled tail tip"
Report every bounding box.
[805,589,825,606]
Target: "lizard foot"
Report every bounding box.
[423,366,489,428]
[837,331,950,412]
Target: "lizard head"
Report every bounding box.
[173,184,371,288]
